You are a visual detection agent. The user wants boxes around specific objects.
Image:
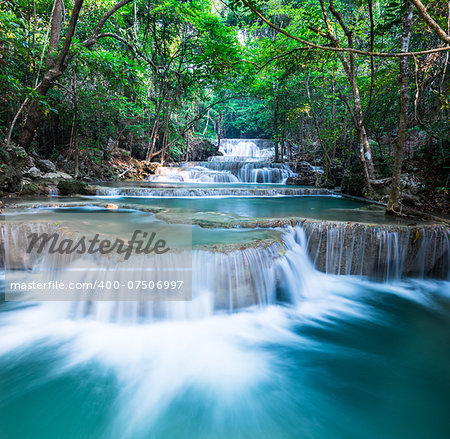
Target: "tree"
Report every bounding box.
[16,0,134,151]
[386,1,415,214]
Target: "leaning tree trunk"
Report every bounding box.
[18,0,84,151]
[386,1,414,215]
[17,74,56,149]
[5,0,63,147]
[17,0,133,151]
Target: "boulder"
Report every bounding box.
[37,159,56,172]
[24,166,42,179]
[400,174,425,196]
[38,184,58,196]
[0,146,27,195]
[286,161,319,186]
[20,181,40,196]
[188,139,221,161]
[57,179,88,195]
[41,171,72,182]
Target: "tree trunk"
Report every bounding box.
[386,2,414,215]
[16,0,133,151]
[17,73,57,150]
[18,0,84,151]
[407,0,450,44]
[321,0,376,190]
[274,96,279,162]
[46,0,63,68]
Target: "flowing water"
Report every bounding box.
[148,139,295,183]
[1,140,449,439]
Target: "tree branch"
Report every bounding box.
[408,0,450,44]
[239,0,450,57]
[234,47,310,71]
[83,0,134,48]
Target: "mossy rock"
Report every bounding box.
[0,146,27,194]
[57,179,88,195]
[20,182,40,196]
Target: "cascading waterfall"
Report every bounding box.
[2,221,449,324]
[149,165,240,183]
[1,212,450,439]
[147,139,296,183]
[302,222,450,280]
[215,138,274,159]
[184,161,295,183]
[1,222,310,321]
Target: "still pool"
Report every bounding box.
[96,195,408,224]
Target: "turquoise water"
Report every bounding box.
[4,206,281,248]
[99,195,402,224]
[0,278,449,439]
[1,181,448,438]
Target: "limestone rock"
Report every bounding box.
[0,146,27,194]
[400,174,425,196]
[37,159,56,172]
[24,166,42,179]
[41,171,72,182]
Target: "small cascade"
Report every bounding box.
[1,222,309,322]
[302,222,450,280]
[147,162,295,184]
[217,138,274,159]
[93,185,330,197]
[148,165,239,183]
[188,161,295,183]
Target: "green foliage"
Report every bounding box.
[0,0,448,185]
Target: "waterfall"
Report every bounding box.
[302,222,450,280]
[147,162,295,184]
[148,165,240,183]
[2,221,449,324]
[186,161,295,183]
[93,185,331,197]
[147,163,295,184]
[146,139,296,183]
[217,139,274,159]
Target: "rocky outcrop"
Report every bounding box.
[185,139,221,161]
[286,162,321,186]
[37,159,57,172]
[0,146,27,195]
[0,146,78,197]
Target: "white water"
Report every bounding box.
[1,207,450,439]
[93,185,329,197]
[3,221,449,324]
[2,148,450,439]
[216,138,274,159]
[147,139,296,183]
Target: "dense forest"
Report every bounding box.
[1,0,449,214]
